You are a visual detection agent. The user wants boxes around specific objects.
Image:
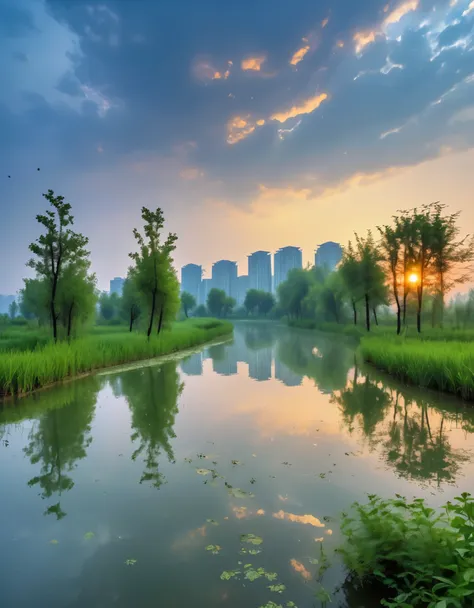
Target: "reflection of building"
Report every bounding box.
[274,247,303,291]
[110,277,125,296]
[248,251,272,293]
[199,278,212,306]
[237,275,250,306]
[275,359,303,386]
[180,353,203,376]
[212,260,238,299]
[248,348,272,382]
[315,242,343,272]
[212,358,238,376]
[181,264,202,302]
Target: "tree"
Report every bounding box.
[277,269,314,320]
[354,231,385,332]
[258,292,275,316]
[339,243,363,325]
[28,190,89,341]
[19,279,49,323]
[180,291,196,318]
[378,223,403,334]
[428,202,474,327]
[129,207,179,338]
[207,288,227,317]
[57,262,96,338]
[223,296,236,317]
[194,304,207,317]
[99,292,120,321]
[8,300,18,319]
[121,271,141,332]
[244,289,261,315]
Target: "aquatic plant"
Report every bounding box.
[339,492,474,607]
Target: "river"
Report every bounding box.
[1,321,474,607]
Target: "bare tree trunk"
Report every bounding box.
[67,302,74,339]
[352,299,357,325]
[157,304,164,334]
[129,308,134,332]
[372,307,378,326]
[147,289,157,338]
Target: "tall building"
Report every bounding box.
[273,246,303,291]
[248,251,272,293]
[110,277,125,296]
[181,264,202,302]
[315,241,343,272]
[211,260,238,299]
[237,275,250,306]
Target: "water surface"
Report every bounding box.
[1,322,474,607]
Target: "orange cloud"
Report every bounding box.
[290,559,312,580]
[353,30,377,53]
[321,17,329,28]
[273,510,325,527]
[270,93,328,123]
[193,59,232,82]
[227,115,257,144]
[290,40,310,66]
[256,119,265,126]
[241,55,266,71]
[336,40,345,48]
[382,0,419,28]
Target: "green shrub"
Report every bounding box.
[339,493,474,607]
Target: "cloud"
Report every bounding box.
[290,39,310,66]
[270,93,328,123]
[382,0,420,28]
[353,29,379,53]
[241,55,266,71]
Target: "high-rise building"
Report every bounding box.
[273,246,303,291]
[110,277,125,296]
[181,264,202,302]
[199,278,212,306]
[237,275,250,306]
[248,251,272,293]
[211,260,238,299]
[315,242,343,272]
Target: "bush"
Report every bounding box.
[339,493,474,607]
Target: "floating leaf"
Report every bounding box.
[245,568,263,581]
[196,468,211,476]
[241,533,263,545]
[265,572,278,581]
[308,557,319,565]
[319,473,326,479]
[282,462,291,466]
[184,457,192,463]
[228,488,255,499]
[125,559,137,566]
[249,548,262,555]
[83,532,95,540]
[231,460,242,466]
[205,544,221,555]
[220,569,240,580]
[250,478,256,484]
[258,602,282,608]
[206,519,219,526]
[49,539,59,545]
[269,584,286,593]
[286,602,297,607]
[197,453,207,459]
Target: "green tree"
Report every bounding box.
[57,261,96,338]
[194,304,208,317]
[99,292,120,321]
[28,190,89,341]
[258,292,275,316]
[378,223,403,334]
[19,278,49,323]
[8,300,18,319]
[223,296,236,317]
[339,243,363,325]
[121,271,141,332]
[244,289,261,315]
[277,269,314,320]
[180,291,196,318]
[207,288,227,317]
[129,207,179,338]
[354,231,385,332]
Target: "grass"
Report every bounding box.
[360,336,474,400]
[0,318,233,397]
[339,492,474,607]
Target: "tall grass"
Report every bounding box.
[360,336,474,400]
[0,319,233,397]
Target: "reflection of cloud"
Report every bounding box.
[273,510,325,527]
[270,93,328,123]
[278,494,289,502]
[171,525,207,552]
[256,509,265,516]
[180,167,203,180]
[232,506,248,519]
[290,559,311,580]
[241,55,266,71]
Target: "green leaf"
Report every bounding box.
[206,519,219,526]
[49,539,59,545]
[308,558,319,565]
[220,569,240,580]
[265,572,278,581]
[196,468,211,475]
[125,559,137,566]
[240,533,263,545]
[228,487,255,499]
[205,545,221,554]
[83,531,95,540]
[268,584,286,593]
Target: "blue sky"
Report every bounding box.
[1,0,474,293]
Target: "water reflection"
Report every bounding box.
[0,379,101,520]
[119,361,183,488]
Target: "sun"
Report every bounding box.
[408,273,419,284]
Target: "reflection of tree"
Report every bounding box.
[120,362,182,488]
[277,333,353,392]
[381,395,470,486]
[22,378,100,519]
[242,324,276,351]
[332,366,391,444]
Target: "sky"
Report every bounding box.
[0,0,473,293]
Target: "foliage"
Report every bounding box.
[180,291,196,318]
[194,304,208,317]
[19,278,50,324]
[8,300,18,319]
[0,319,233,396]
[99,291,120,321]
[129,207,180,338]
[28,190,90,341]
[244,289,275,316]
[207,288,227,317]
[120,270,142,331]
[339,492,474,607]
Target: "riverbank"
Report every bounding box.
[0,318,233,398]
[287,319,474,400]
